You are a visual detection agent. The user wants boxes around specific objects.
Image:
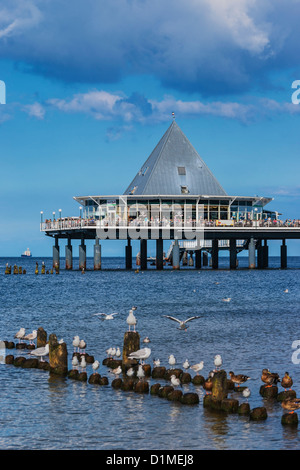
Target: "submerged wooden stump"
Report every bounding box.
[38,361,50,371]
[181,372,192,384]
[122,331,140,367]
[99,376,109,385]
[181,393,199,405]
[167,390,183,402]
[121,378,135,391]
[134,380,149,394]
[13,357,26,367]
[164,368,183,380]
[112,378,123,389]
[192,375,205,386]
[4,341,14,350]
[16,343,26,350]
[49,334,68,376]
[22,358,39,369]
[68,369,79,380]
[238,403,251,415]
[152,367,166,379]
[37,327,47,348]
[250,407,268,421]
[158,386,174,398]
[220,398,239,413]
[281,413,298,426]
[5,355,14,364]
[88,373,102,385]
[260,385,278,399]
[212,370,228,401]
[77,372,87,382]
[150,383,161,395]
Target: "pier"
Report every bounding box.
[41,121,300,270]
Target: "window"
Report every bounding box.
[178,167,186,175]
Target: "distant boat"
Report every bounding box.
[21,248,32,258]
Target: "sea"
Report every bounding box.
[0,255,300,451]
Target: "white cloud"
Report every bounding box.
[23,101,45,119]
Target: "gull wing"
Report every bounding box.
[163,315,181,323]
[185,316,201,323]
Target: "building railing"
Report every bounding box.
[40,217,300,231]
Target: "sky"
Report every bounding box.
[0,0,300,258]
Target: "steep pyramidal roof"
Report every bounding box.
[123,121,227,196]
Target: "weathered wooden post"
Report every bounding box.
[122,331,140,368]
[212,370,228,401]
[49,334,68,376]
[37,327,47,348]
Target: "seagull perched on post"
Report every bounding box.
[163,315,201,331]
[170,375,181,388]
[29,343,49,362]
[14,328,26,343]
[24,330,37,345]
[126,309,137,332]
[214,354,222,371]
[128,347,151,364]
[73,336,80,353]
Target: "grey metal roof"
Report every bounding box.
[123,120,227,196]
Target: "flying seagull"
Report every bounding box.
[163,315,201,330]
[94,313,118,320]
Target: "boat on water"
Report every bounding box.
[21,248,32,258]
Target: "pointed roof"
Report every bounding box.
[123,121,227,196]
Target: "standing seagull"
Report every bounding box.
[29,343,49,362]
[190,361,204,375]
[14,328,26,343]
[80,355,87,372]
[126,309,137,332]
[163,315,201,331]
[128,347,151,364]
[24,330,37,345]
[168,354,176,369]
[214,354,222,371]
[183,359,190,370]
[92,360,100,375]
[73,336,80,353]
[137,365,145,381]
[72,355,79,370]
[170,375,181,388]
[79,339,86,355]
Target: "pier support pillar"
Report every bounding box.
[281,240,287,269]
[140,239,147,270]
[248,237,256,269]
[229,239,237,270]
[172,239,180,270]
[212,239,218,269]
[94,237,101,270]
[65,238,73,270]
[263,240,269,268]
[125,239,132,270]
[202,251,208,267]
[257,240,264,269]
[195,249,201,269]
[79,239,86,271]
[53,237,60,269]
[156,239,164,270]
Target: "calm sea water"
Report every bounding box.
[0,255,300,450]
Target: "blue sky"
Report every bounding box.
[0,0,300,258]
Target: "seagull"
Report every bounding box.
[112,366,122,376]
[92,360,100,375]
[73,336,80,353]
[242,388,251,402]
[116,347,121,358]
[153,358,161,367]
[222,298,231,302]
[183,359,190,370]
[24,330,37,345]
[29,343,49,362]
[106,347,113,358]
[126,309,137,332]
[127,367,135,377]
[143,337,151,343]
[80,355,87,372]
[72,355,79,369]
[190,361,204,375]
[170,374,181,388]
[284,289,289,293]
[128,347,151,364]
[79,339,86,354]
[94,313,118,320]
[168,354,176,369]
[137,365,145,381]
[14,328,26,343]
[214,354,222,370]
[110,347,116,358]
[163,315,201,331]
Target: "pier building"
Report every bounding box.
[41,120,299,270]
